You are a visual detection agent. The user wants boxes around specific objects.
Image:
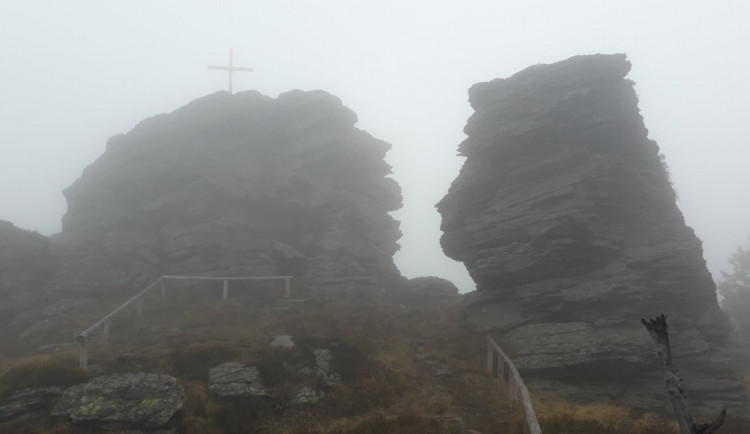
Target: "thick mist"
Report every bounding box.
[1,1,749,292]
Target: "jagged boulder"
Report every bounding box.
[51,373,185,430]
[437,54,747,415]
[55,90,403,298]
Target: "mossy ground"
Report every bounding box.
[1,286,746,433]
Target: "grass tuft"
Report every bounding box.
[169,340,243,382]
[0,354,88,398]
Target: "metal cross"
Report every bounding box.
[207,48,253,93]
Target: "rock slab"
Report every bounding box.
[51,373,185,430]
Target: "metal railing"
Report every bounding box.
[487,334,542,434]
[74,275,293,370]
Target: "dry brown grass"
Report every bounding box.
[6,291,743,434]
[533,395,679,434]
[0,352,89,398]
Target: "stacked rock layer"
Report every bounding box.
[437,54,746,415]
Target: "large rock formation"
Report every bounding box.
[437,54,747,415]
[57,90,403,297]
[0,222,53,329]
[0,90,406,352]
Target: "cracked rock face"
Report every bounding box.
[437,54,747,415]
[51,373,185,430]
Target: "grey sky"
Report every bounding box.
[1,1,748,292]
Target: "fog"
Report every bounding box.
[1,1,748,292]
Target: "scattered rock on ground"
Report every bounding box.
[208,362,269,398]
[288,387,323,405]
[270,334,295,348]
[0,387,64,423]
[313,348,343,387]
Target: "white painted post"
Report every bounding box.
[102,319,111,345]
[77,336,88,371]
[284,278,291,298]
[222,280,229,300]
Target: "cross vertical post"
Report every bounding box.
[207,48,254,94]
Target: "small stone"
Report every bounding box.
[288,387,323,405]
[313,349,342,387]
[270,335,295,348]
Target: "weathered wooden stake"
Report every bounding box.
[641,314,726,434]
[102,319,111,345]
[222,280,229,300]
[487,342,495,375]
[77,336,88,370]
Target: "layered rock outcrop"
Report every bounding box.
[57,90,403,297]
[437,54,747,415]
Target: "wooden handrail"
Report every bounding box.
[74,274,294,370]
[487,335,542,434]
[162,275,293,281]
[77,278,164,339]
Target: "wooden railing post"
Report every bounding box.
[102,319,111,345]
[487,341,494,376]
[486,335,542,434]
[75,275,295,371]
[77,335,88,371]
